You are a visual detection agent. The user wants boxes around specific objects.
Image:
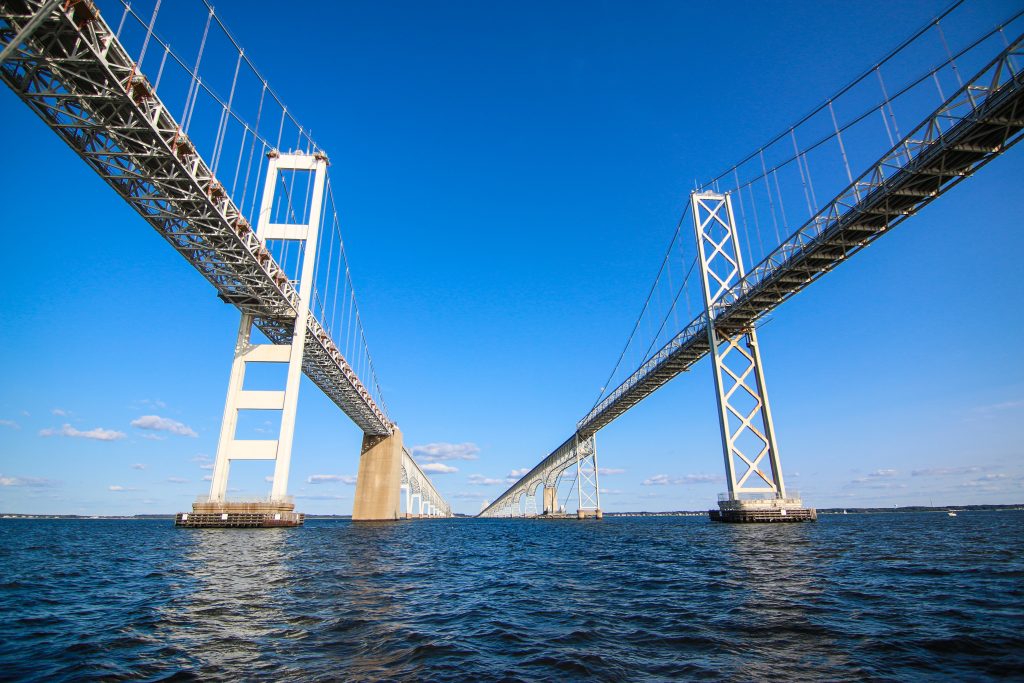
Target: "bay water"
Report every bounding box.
[1,512,1021,681]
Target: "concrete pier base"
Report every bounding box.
[352,428,403,521]
[709,496,816,523]
[577,509,603,519]
[175,500,303,528]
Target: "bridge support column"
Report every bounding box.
[353,429,403,521]
[543,485,558,515]
[179,151,328,529]
[691,191,814,523]
[574,434,602,519]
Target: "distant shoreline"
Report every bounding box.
[2,504,1022,520]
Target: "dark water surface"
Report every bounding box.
[1,512,1022,681]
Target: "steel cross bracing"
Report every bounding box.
[480,32,1024,518]
[0,0,391,435]
[692,192,785,498]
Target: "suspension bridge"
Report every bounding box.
[0,0,450,524]
[1,0,1021,524]
[479,2,1024,520]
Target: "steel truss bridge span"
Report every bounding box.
[0,0,451,519]
[480,28,1024,518]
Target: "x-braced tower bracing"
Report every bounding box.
[691,191,815,523]
[573,434,602,519]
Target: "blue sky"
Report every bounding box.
[1,0,1022,515]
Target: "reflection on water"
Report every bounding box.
[1,513,1022,680]
[718,523,859,679]
[159,528,294,674]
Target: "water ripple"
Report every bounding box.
[0,512,1022,680]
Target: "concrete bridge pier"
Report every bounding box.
[542,485,557,515]
[353,428,404,521]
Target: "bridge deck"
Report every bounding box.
[0,0,392,435]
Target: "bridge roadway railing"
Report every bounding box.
[0,0,391,435]
[481,31,1024,518]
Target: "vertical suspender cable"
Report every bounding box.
[181,8,213,134]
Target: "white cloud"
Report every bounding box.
[0,474,55,487]
[412,442,480,462]
[959,473,1017,491]
[452,491,487,499]
[51,408,69,417]
[468,474,503,486]
[678,474,720,484]
[505,468,530,483]
[131,463,146,470]
[140,433,167,442]
[198,463,214,470]
[912,466,982,477]
[421,463,458,474]
[848,476,909,489]
[0,419,20,430]
[849,469,902,486]
[108,485,138,492]
[642,473,718,486]
[970,399,1024,418]
[307,474,356,485]
[167,477,188,484]
[598,468,625,476]
[40,423,125,441]
[130,415,197,438]
[265,475,274,482]
[137,398,167,409]
[202,475,212,481]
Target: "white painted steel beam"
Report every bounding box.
[692,192,786,501]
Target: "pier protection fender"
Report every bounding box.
[353,428,403,521]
